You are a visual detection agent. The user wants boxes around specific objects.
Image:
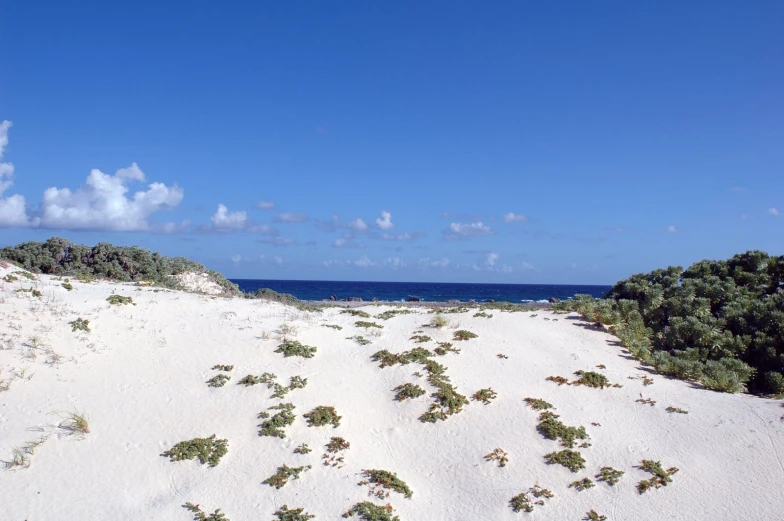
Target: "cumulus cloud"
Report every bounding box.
[503,212,528,223]
[767,208,780,216]
[231,254,242,263]
[375,211,394,230]
[348,218,368,231]
[385,257,406,269]
[353,255,376,268]
[0,121,37,228]
[666,225,677,233]
[210,204,247,231]
[418,257,450,268]
[258,236,295,246]
[485,252,499,266]
[443,221,493,240]
[332,234,363,248]
[255,200,276,210]
[275,212,309,223]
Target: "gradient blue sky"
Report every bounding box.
[1,2,782,284]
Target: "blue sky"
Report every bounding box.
[1,2,782,284]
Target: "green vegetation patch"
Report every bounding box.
[238,374,261,386]
[596,466,624,486]
[573,370,611,389]
[666,406,688,414]
[303,406,341,428]
[107,295,135,306]
[485,448,508,467]
[376,309,413,320]
[473,312,493,318]
[342,502,399,521]
[2,273,18,282]
[637,459,679,494]
[275,340,317,358]
[524,397,553,410]
[258,403,296,438]
[359,469,413,499]
[272,505,315,521]
[585,510,608,521]
[341,309,371,318]
[211,364,234,372]
[325,324,343,330]
[393,382,426,401]
[453,329,477,341]
[410,334,432,343]
[347,335,371,345]
[207,374,231,387]
[434,342,460,356]
[472,388,497,405]
[262,464,311,489]
[356,321,383,329]
[536,411,589,448]
[569,477,595,491]
[69,318,90,332]
[544,449,586,472]
[182,502,229,521]
[62,282,73,291]
[509,485,554,513]
[162,435,228,467]
[293,443,311,455]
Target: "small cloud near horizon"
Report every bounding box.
[503,212,528,223]
[667,225,677,233]
[255,200,276,210]
[767,207,780,216]
[375,211,394,230]
[274,212,309,223]
[443,221,494,240]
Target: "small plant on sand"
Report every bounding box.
[524,397,553,410]
[238,374,261,386]
[278,322,298,337]
[472,388,498,405]
[453,329,477,341]
[322,436,350,467]
[497,353,509,359]
[293,443,311,455]
[509,485,554,513]
[69,318,90,332]
[359,469,413,499]
[596,466,624,485]
[15,271,36,280]
[393,382,426,401]
[642,376,654,386]
[58,410,90,436]
[211,365,233,372]
[325,324,343,330]
[666,406,688,414]
[347,335,371,345]
[275,340,317,358]
[356,321,383,329]
[429,314,448,327]
[162,435,227,467]
[636,460,679,494]
[485,448,509,467]
[376,309,413,320]
[573,370,611,389]
[289,375,308,389]
[546,375,569,385]
[434,342,460,355]
[410,334,432,343]
[341,309,371,318]
[537,411,588,448]
[3,274,18,282]
[636,396,656,406]
[304,406,341,428]
[262,464,311,489]
[207,374,231,387]
[107,295,135,305]
[473,311,493,318]
[258,403,296,438]
[272,505,316,521]
[271,383,290,399]
[569,477,595,491]
[545,449,586,472]
[182,502,229,521]
[585,510,608,521]
[2,446,31,470]
[342,502,399,521]
[62,282,73,291]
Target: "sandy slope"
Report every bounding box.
[1,267,783,521]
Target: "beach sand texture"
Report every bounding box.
[1,266,783,520]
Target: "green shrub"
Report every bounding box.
[162,435,228,467]
[573,370,610,388]
[3,274,18,282]
[569,477,594,491]
[182,502,229,521]
[258,403,296,438]
[69,318,90,332]
[509,485,554,513]
[636,459,679,494]
[304,406,341,428]
[238,375,261,386]
[524,397,553,410]
[596,466,624,485]
[536,411,588,448]
[393,383,426,401]
[342,502,399,521]
[275,340,317,358]
[106,295,135,306]
[473,312,493,318]
[434,342,460,356]
[293,443,311,454]
[207,374,230,387]
[272,505,315,521]
[355,321,382,329]
[429,314,448,327]
[325,324,343,330]
[347,335,371,345]
[341,309,370,318]
[15,271,35,280]
[376,309,413,320]
[410,334,432,343]
[211,365,233,372]
[62,282,73,291]
[359,469,413,498]
[585,510,608,521]
[546,375,569,385]
[666,406,688,414]
[262,464,311,489]
[472,388,497,405]
[289,375,307,389]
[544,449,585,472]
[453,330,477,341]
[485,448,508,467]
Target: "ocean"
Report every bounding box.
[230,279,611,303]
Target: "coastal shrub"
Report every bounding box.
[207,374,231,387]
[3,273,18,282]
[573,370,610,388]
[524,397,553,410]
[569,477,595,491]
[376,309,413,320]
[347,335,371,345]
[322,437,350,467]
[182,502,229,521]
[289,375,308,389]
[473,312,493,318]
[162,435,227,467]
[69,318,90,332]
[293,443,311,454]
[434,342,460,355]
[272,506,315,521]
[544,449,586,472]
[341,309,370,318]
[258,403,296,438]
[472,388,497,404]
[325,324,343,330]
[536,411,588,448]
[596,466,624,485]
[107,295,134,306]
[359,469,413,498]
[453,330,477,341]
[429,313,448,327]
[304,406,341,428]
[410,334,432,343]
[342,502,399,521]
[509,485,554,513]
[666,406,688,414]
[275,340,317,358]
[393,383,426,401]
[211,365,234,372]
[636,460,679,494]
[238,374,261,386]
[355,321,382,329]
[585,510,608,521]
[262,464,311,489]
[485,448,509,467]
[62,282,73,291]
[546,375,569,385]
[636,397,656,406]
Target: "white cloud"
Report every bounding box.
[385,257,406,269]
[418,257,450,268]
[0,120,14,192]
[0,121,37,228]
[231,254,242,263]
[503,212,528,223]
[666,225,677,233]
[159,220,191,234]
[247,223,278,234]
[444,221,493,240]
[353,255,376,268]
[485,252,499,266]
[348,218,368,231]
[375,211,394,230]
[275,212,309,223]
[258,236,294,246]
[210,204,247,231]
[255,200,276,210]
[274,256,283,265]
[767,207,780,216]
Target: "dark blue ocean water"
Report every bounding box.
[230,279,611,303]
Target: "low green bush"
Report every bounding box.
[182,502,229,521]
[453,330,477,341]
[569,477,594,491]
[258,403,296,438]
[107,295,135,306]
[303,406,341,428]
[262,464,311,489]
[275,340,317,358]
[537,411,588,448]
[162,435,228,467]
[342,502,399,521]
[359,469,413,498]
[596,466,624,485]
[544,449,585,472]
[393,383,426,401]
[272,505,315,521]
[69,318,90,332]
[636,459,679,494]
[206,374,230,387]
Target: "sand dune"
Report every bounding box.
[1,266,783,520]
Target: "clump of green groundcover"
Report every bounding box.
[182,502,229,521]
[375,309,413,320]
[293,443,312,455]
[434,342,460,355]
[258,403,296,438]
[162,435,228,467]
[453,329,477,341]
[509,485,554,513]
[544,449,586,472]
[62,282,73,291]
[573,370,611,388]
[342,502,399,521]
[524,397,553,410]
[584,510,608,521]
[371,347,434,368]
[325,324,343,330]
[410,334,432,343]
[69,318,90,332]
[356,321,383,329]
[347,335,371,345]
[262,464,311,489]
[569,477,595,491]
[473,312,493,318]
[341,309,371,318]
[359,469,413,499]
[322,437,350,467]
[472,388,497,404]
[304,406,341,428]
[666,406,688,414]
[596,466,624,485]
[275,340,317,358]
[392,382,426,401]
[3,273,18,282]
[272,505,315,521]
[238,374,261,386]
[211,365,234,372]
[536,411,589,448]
[289,375,307,389]
[637,460,679,494]
[107,295,135,305]
[207,374,231,387]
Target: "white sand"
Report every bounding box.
[1,266,783,520]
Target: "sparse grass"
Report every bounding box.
[429,313,448,328]
[544,449,586,472]
[485,448,508,467]
[304,406,341,428]
[58,410,90,436]
[207,374,231,387]
[258,403,296,438]
[162,435,227,467]
[182,502,229,521]
[359,469,413,499]
[524,397,553,410]
[106,295,135,305]
[356,321,383,329]
[278,322,298,338]
[69,317,90,332]
[472,388,497,405]
[262,464,311,489]
[569,477,595,491]
[573,370,611,388]
[509,485,554,513]
[376,309,413,320]
[211,365,234,372]
[393,382,426,401]
[15,270,35,280]
[473,312,493,318]
[585,510,608,521]
[453,329,477,341]
[342,502,399,521]
[666,406,689,414]
[275,340,317,358]
[347,335,371,345]
[2,446,31,470]
[62,282,73,291]
[596,466,624,486]
[293,443,312,454]
[341,309,371,318]
[642,376,654,386]
[324,324,343,330]
[410,334,432,343]
[272,505,315,521]
[537,411,588,448]
[636,460,679,494]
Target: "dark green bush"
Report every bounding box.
[275,340,317,358]
[393,383,426,401]
[262,464,311,489]
[162,435,227,467]
[537,411,589,448]
[636,459,679,494]
[544,449,585,472]
[258,403,296,438]
[359,469,413,498]
[303,406,341,428]
[272,505,315,521]
[342,502,399,521]
[182,502,229,521]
